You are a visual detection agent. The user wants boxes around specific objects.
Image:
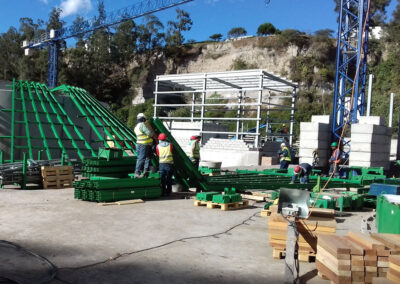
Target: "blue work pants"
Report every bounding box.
[135,144,152,174]
[159,163,173,196]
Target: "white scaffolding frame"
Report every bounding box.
[153,69,298,148]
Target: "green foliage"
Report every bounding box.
[277,29,310,49]
[166,8,193,46]
[227,27,247,38]
[257,23,276,36]
[209,33,223,41]
[230,57,257,70]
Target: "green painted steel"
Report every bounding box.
[376,195,400,234]
[10,79,16,162]
[195,192,219,201]
[19,81,33,159]
[98,148,123,161]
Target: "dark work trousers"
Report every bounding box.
[135,144,151,175]
[159,163,173,196]
[280,160,289,170]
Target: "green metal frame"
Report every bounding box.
[0,80,140,163]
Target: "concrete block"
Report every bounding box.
[351,134,392,144]
[200,149,260,168]
[351,124,392,135]
[350,142,391,153]
[349,160,390,170]
[349,151,390,162]
[311,115,331,125]
[299,139,329,150]
[300,122,330,132]
[358,116,385,126]
[299,131,330,141]
[391,139,398,158]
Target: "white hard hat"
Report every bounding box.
[137,113,146,119]
[280,143,286,147]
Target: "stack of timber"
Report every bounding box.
[41,165,74,189]
[316,232,400,283]
[268,206,336,262]
[82,156,137,178]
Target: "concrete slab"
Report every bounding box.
[300,122,330,132]
[351,124,392,135]
[299,139,329,150]
[351,134,391,144]
[299,131,330,141]
[350,142,391,153]
[311,115,331,125]
[299,148,329,159]
[349,160,390,169]
[358,116,385,126]
[200,149,260,167]
[349,151,390,162]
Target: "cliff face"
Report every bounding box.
[136,36,316,103]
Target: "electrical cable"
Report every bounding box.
[57,210,262,271]
[0,240,57,284]
[280,213,300,283]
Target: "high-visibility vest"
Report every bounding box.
[134,123,153,145]
[187,140,200,158]
[331,149,341,164]
[280,147,292,162]
[157,144,173,164]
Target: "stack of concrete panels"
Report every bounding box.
[201,138,260,168]
[299,115,331,167]
[350,116,391,169]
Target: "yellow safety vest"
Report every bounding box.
[281,147,292,162]
[187,140,200,158]
[134,123,153,145]
[157,144,173,164]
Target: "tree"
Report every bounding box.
[257,23,276,36]
[209,33,222,41]
[227,27,247,38]
[47,7,64,31]
[314,29,334,39]
[166,8,193,46]
[333,0,391,26]
[0,27,22,80]
[137,15,164,53]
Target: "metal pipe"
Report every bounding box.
[158,117,261,121]
[200,131,261,135]
[366,74,373,116]
[236,92,242,139]
[153,103,263,107]
[389,93,394,127]
[200,74,207,142]
[191,92,195,122]
[153,79,158,118]
[289,88,296,146]
[255,75,263,148]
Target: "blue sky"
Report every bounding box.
[0,0,398,45]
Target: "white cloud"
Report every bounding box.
[60,0,93,18]
[40,0,49,4]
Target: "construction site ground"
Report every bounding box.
[0,186,371,284]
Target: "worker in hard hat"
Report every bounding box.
[329,142,341,177]
[134,113,153,178]
[186,135,201,168]
[156,133,174,196]
[312,148,319,168]
[290,163,312,184]
[281,124,288,135]
[279,142,291,170]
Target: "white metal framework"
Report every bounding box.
[153,69,298,148]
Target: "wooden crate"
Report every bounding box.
[41,165,74,189]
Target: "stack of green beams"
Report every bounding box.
[81,156,137,178]
[74,177,161,202]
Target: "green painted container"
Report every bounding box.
[376,195,400,234]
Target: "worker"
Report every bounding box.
[290,163,312,184]
[312,148,319,168]
[329,142,341,177]
[281,124,288,135]
[279,142,291,170]
[134,113,153,178]
[186,135,201,168]
[156,133,173,196]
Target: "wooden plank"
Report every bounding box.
[316,246,351,273]
[318,235,352,256]
[389,255,400,267]
[260,209,271,218]
[371,234,400,250]
[315,260,351,284]
[352,255,364,261]
[352,271,365,282]
[240,194,265,202]
[43,174,74,182]
[348,231,386,251]
[116,199,144,205]
[372,277,395,284]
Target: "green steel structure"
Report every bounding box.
[0,80,140,163]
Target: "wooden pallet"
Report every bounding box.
[272,248,316,263]
[41,166,74,189]
[260,209,272,217]
[194,200,249,211]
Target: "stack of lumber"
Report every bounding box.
[388,255,400,283]
[316,232,400,283]
[267,206,336,262]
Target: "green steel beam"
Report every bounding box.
[37,83,89,160]
[18,81,33,159]
[74,87,136,155]
[43,84,96,158]
[32,82,69,159]
[10,79,16,162]
[26,82,52,160]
